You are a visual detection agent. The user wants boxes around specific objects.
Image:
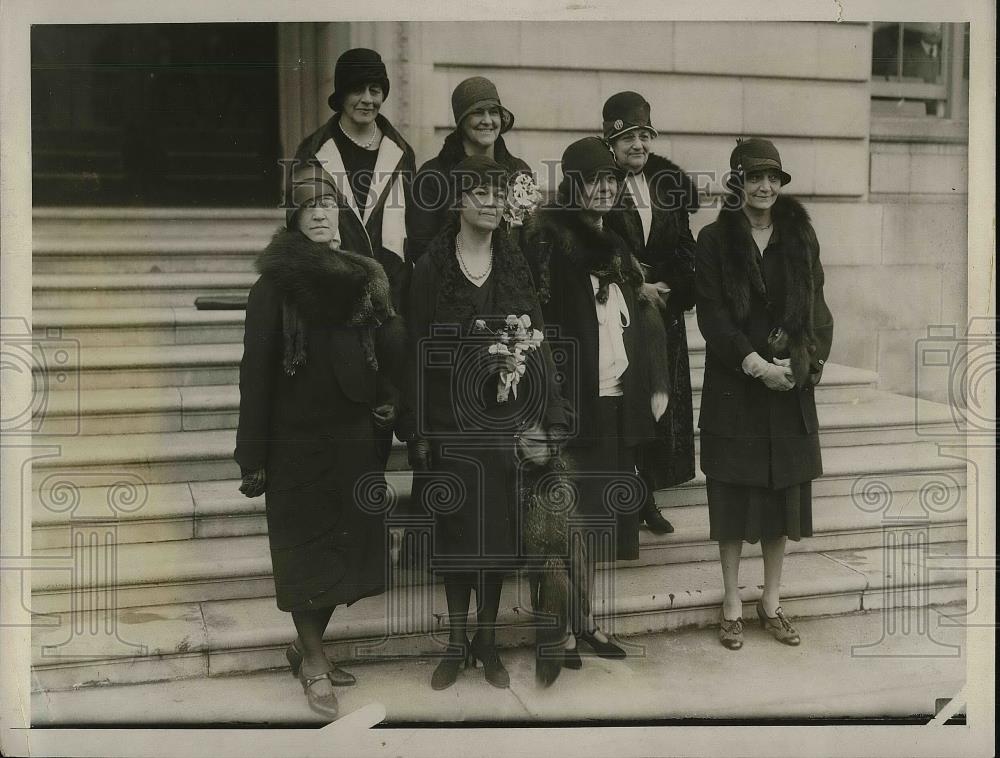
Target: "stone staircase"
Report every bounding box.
[29,208,967,698]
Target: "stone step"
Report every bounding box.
[29,389,950,491]
[32,342,243,391]
[33,308,247,348]
[29,605,969,724]
[29,437,968,614]
[34,336,875,395]
[29,541,968,692]
[30,438,967,550]
[31,207,280,276]
[33,273,257,309]
[33,207,283,237]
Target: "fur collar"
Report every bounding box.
[424,219,539,324]
[256,229,395,327]
[524,207,644,306]
[640,153,700,214]
[714,194,819,383]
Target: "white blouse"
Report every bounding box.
[590,274,631,397]
[626,172,653,245]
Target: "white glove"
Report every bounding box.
[651,390,669,422]
[742,352,795,391]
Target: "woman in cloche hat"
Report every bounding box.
[523,137,672,669]
[408,76,531,262]
[602,90,700,539]
[235,168,406,720]
[695,138,834,652]
[398,156,570,691]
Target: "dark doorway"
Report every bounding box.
[32,23,281,207]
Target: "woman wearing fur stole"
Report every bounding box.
[695,138,834,652]
[522,137,672,668]
[398,155,570,691]
[602,91,699,536]
[234,170,406,720]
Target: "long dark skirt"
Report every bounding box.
[265,422,388,612]
[569,396,644,563]
[428,436,523,582]
[706,478,814,543]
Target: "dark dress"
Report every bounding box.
[695,195,834,543]
[402,227,568,580]
[234,273,389,612]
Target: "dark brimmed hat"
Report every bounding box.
[450,155,509,204]
[451,76,515,135]
[284,166,339,229]
[729,137,791,185]
[602,91,658,141]
[328,48,390,112]
[561,137,621,186]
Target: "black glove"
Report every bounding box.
[372,403,397,431]
[239,468,266,498]
[407,438,432,471]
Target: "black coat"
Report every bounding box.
[606,153,699,488]
[695,195,834,489]
[234,231,406,491]
[522,209,671,451]
[406,131,531,264]
[234,231,406,610]
[399,223,568,571]
[292,113,417,312]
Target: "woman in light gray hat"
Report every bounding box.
[408,76,531,263]
[695,138,834,652]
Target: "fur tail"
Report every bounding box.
[533,558,569,687]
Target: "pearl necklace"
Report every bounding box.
[750,222,773,230]
[456,233,493,283]
[340,120,379,150]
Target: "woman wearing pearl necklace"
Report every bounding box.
[398,155,569,691]
[291,47,416,313]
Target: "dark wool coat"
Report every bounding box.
[522,208,671,451]
[234,231,406,611]
[399,223,568,574]
[695,194,834,489]
[406,131,531,264]
[606,153,699,488]
[292,113,417,312]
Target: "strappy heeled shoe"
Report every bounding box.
[297,666,339,720]
[470,633,510,689]
[578,628,626,659]
[430,637,473,690]
[756,602,801,646]
[286,640,356,686]
[718,610,744,650]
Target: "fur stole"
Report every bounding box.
[522,208,646,307]
[256,229,397,374]
[714,194,819,384]
[424,218,539,325]
[640,153,700,215]
[519,450,576,687]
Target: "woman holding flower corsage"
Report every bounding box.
[522,137,672,667]
[397,155,569,691]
